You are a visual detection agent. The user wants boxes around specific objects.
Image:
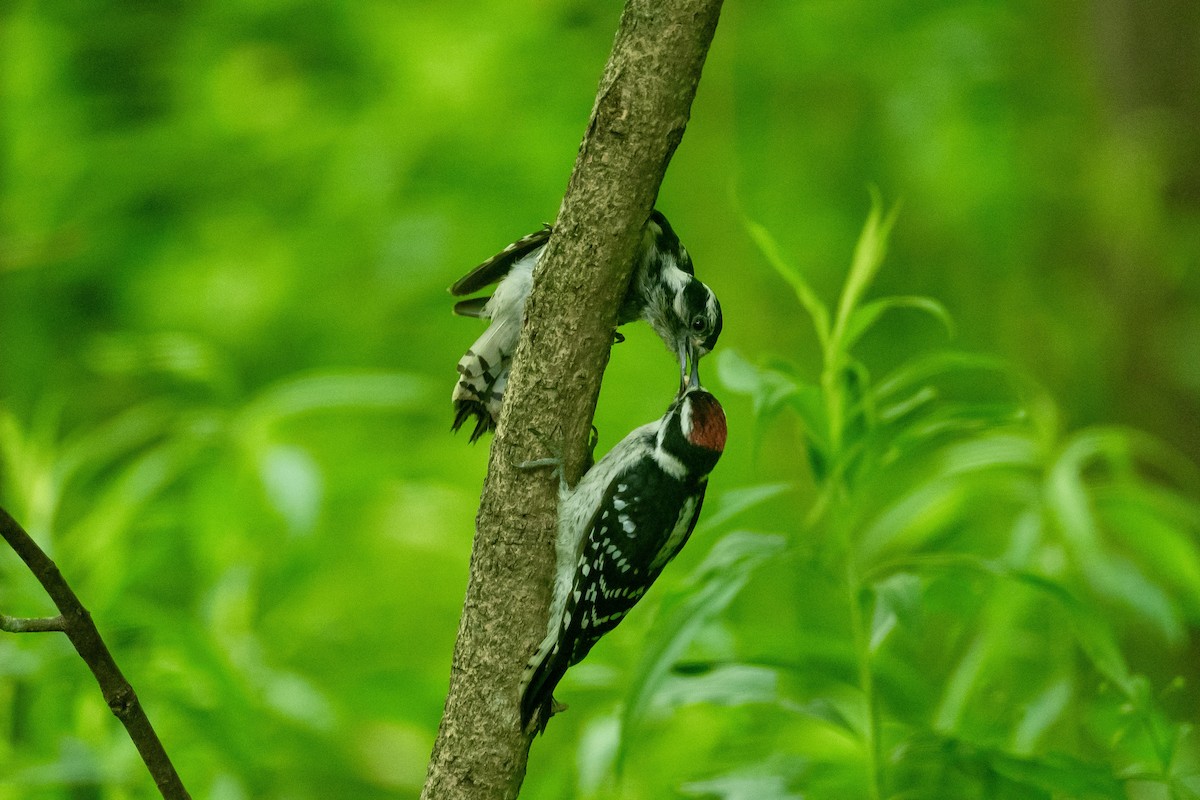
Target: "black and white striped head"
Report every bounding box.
[677,278,723,358]
[654,388,727,481]
[643,212,724,390]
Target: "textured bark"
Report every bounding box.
[420,1,724,798]
[0,507,191,800]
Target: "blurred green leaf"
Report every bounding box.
[1048,430,1188,642]
[856,435,1040,566]
[877,402,1028,465]
[830,192,900,352]
[85,332,237,396]
[619,532,785,764]
[868,571,921,652]
[649,663,777,716]
[237,370,433,433]
[843,295,955,353]
[1011,678,1073,755]
[262,671,336,731]
[744,219,830,348]
[259,445,323,535]
[876,384,938,424]
[873,351,1016,405]
[783,696,860,739]
[1004,569,1134,693]
[8,739,109,787]
[694,482,793,535]
[937,432,1042,477]
[576,713,621,796]
[680,759,805,800]
[978,747,1125,799]
[715,351,810,423]
[58,439,199,598]
[716,350,831,473]
[935,624,1000,735]
[1100,486,1200,614]
[1083,554,1184,644]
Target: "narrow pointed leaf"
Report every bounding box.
[843,295,955,353]
[744,219,830,347]
[618,532,785,766]
[873,351,1015,405]
[830,192,900,351]
[695,483,793,535]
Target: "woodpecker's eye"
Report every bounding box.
[691,315,707,333]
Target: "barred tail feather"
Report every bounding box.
[450,254,534,442]
[451,315,518,441]
[451,399,492,443]
[519,632,571,733]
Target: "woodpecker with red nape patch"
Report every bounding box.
[449,210,723,441]
[518,373,727,733]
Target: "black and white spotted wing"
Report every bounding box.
[519,460,708,727]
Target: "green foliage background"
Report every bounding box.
[2,1,1199,798]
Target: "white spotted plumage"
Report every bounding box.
[519,388,727,732]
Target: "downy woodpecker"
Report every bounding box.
[449,210,723,441]
[518,374,727,732]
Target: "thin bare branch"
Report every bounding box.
[0,613,67,633]
[0,506,192,800]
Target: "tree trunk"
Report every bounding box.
[419,1,724,798]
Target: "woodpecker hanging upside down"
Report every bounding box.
[517,367,727,733]
[448,210,723,441]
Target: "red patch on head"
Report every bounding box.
[687,392,727,452]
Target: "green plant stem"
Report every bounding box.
[821,363,846,460]
[821,292,852,460]
[805,481,882,799]
[845,555,883,800]
[821,250,884,798]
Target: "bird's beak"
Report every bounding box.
[687,346,701,391]
[677,340,701,395]
[676,340,691,395]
